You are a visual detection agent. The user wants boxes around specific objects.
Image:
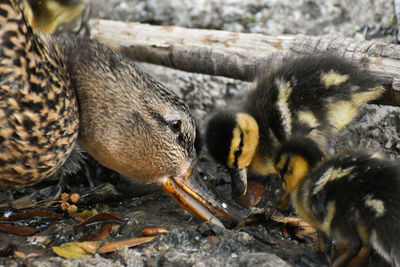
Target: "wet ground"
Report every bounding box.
[1,0,399,266]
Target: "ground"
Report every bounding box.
[0,0,399,266]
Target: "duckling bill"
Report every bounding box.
[0,0,241,227]
[275,137,400,266]
[206,55,385,198]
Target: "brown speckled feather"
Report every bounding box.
[0,0,79,188]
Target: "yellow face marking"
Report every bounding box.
[364,194,385,217]
[320,70,349,88]
[227,113,259,169]
[312,166,355,195]
[297,111,320,128]
[283,155,309,193]
[275,78,293,138]
[227,126,241,168]
[320,201,336,237]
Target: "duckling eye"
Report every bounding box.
[169,120,182,133]
[279,160,290,181]
[235,146,242,157]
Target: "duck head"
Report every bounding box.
[52,37,246,226]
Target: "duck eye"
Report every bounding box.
[169,120,182,133]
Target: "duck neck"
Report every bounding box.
[49,36,133,136]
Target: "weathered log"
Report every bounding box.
[90,20,400,103]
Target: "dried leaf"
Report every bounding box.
[14,250,46,259]
[75,212,123,228]
[0,223,37,235]
[97,236,156,254]
[52,241,99,259]
[348,247,371,267]
[92,225,111,241]
[0,210,63,221]
[272,215,319,244]
[141,228,169,236]
[270,215,303,224]
[26,250,46,258]
[78,209,98,220]
[272,216,315,233]
[236,182,263,208]
[13,251,25,258]
[27,235,50,245]
[52,237,156,258]
[292,221,318,241]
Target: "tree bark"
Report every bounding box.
[90,19,400,102]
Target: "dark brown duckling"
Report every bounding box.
[0,0,235,227]
[205,55,385,198]
[275,137,400,267]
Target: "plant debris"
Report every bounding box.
[141,228,169,236]
[52,237,157,259]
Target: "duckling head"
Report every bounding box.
[275,137,324,194]
[206,110,259,197]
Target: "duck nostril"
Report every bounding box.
[169,120,181,133]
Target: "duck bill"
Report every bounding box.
[229,167,248,198]
[162,166,251,228]
[163,174,225,228]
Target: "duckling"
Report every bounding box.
[0,0,236,227]
[275,137,400,267]
[21,0,89,34]
[205,55,385,198]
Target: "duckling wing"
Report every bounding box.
[286,56,384,138]
[269,56,383,151]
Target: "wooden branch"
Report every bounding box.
[89,19,400,101]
